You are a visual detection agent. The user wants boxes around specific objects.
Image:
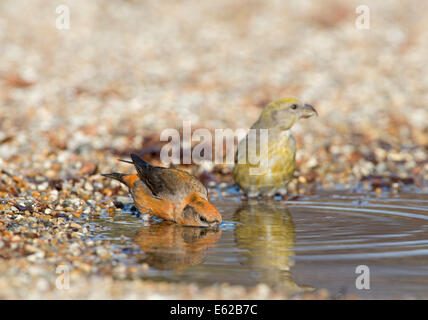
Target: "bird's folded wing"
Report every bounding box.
[130,153,174,197]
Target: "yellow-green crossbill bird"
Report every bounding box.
[233,98,317,198]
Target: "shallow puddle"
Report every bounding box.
[88,190,428,298]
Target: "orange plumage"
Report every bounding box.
[102,154,222,227]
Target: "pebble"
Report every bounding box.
[27,251,45,262]
[69,222,82,230]
[84,182,94,192]
[37,182,49,191]
[79,162,98,176]
[96,247,110,259]
[69,243,81,256]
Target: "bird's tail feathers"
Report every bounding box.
[101,172,127,184]
[118,159,133,164]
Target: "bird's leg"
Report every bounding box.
[260,188,277,201]
[245,189,260,200]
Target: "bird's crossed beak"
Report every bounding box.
[300,104,318,119]
[199,204,222,228]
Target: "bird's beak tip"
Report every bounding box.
[301,104,318,118]
[209,219,222,228]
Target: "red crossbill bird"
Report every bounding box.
[102,154,222,227]
[233,98,317,198]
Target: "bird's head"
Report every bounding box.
[177,194,222,228]
[256,97,318,130]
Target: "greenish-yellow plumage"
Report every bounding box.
[233,98,317,198]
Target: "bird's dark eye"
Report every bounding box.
[290,104,297,110]
[199,215,207,223]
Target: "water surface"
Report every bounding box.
[89,191,428,298]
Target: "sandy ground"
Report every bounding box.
[0,0,427,299]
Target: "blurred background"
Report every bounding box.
[1,0,427,189]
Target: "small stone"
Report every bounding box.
[79,162,97,175]
[306,157,318,168]
[24,244,39,253]
[48,190,59,201]
[70,222,82,230]
[64,183,74,192]
[71,232,84,238]
[37,182,49,191]
[27,251,45,262]
[79,263,92,273]
[208,181,216,187]
[84,181,94,191]
[69,243,81,256]
[96,247,110,258]
[87,200,96,207]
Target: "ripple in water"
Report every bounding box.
[88,191,428,298]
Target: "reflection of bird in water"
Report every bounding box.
[134,222,221,271]
[234,201,311,293]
